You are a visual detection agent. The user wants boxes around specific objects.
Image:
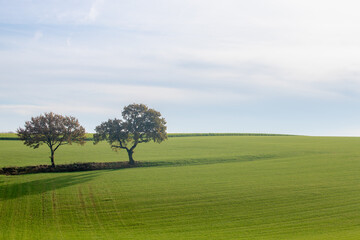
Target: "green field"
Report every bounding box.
[1,135,360,239]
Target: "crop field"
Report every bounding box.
[1,135,360,239]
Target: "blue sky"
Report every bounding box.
[1,0,360,136]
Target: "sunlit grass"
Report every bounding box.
[1,136,360,239]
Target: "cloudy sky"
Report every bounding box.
[1,0,360,135]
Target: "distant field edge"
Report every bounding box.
[167,133,296,137]
[0,132,296,140]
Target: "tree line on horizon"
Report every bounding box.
[16,103,167,167]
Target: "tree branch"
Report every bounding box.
[111,144,128,150]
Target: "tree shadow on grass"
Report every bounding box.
[140,154,278,168]
[0,171,100,200]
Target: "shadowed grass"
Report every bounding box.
[0,172,98,200]
[141,153,278,167]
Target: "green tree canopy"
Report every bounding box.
[94,103,167,164]
[17,112,86,167]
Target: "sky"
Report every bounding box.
[1,0,360,136]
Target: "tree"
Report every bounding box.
[17,112,86,167]
[94,103,167,165]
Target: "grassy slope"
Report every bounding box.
[0,135,337,167]
[1,136,360,239]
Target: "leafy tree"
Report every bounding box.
[17,112,86,167]
[94,103,167,164]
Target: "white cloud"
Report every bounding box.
[0,104,113,116]
[66,37,71,46]
[2,1,360,133]
[74,83,252,104]
[33,30,43,41]
[83,0,104,23]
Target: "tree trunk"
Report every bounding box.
[127,150,135,165]
[50,150,55,167]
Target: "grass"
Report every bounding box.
[1,136,360,239]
